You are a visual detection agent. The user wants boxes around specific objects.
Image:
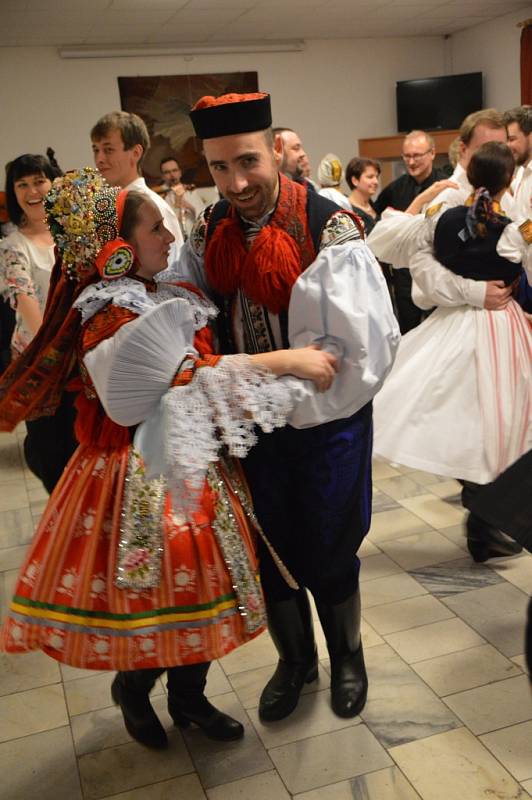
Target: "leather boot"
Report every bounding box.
[466,512,523,563]
[316,589,368,718]
[167,662,244,741]
[111,669,168,749]
[259,590,319,722]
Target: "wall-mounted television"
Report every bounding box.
[396,72,483,132]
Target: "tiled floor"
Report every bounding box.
[1,428,531,800]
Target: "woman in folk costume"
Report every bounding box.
[373,142,532,562]
[0,168,337,749]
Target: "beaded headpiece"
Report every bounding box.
[45,167,135,281]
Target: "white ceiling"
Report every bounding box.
[2,0,531,47]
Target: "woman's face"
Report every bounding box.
[128,199,175,279]
[356,167,380,198]
[14,172,52,225]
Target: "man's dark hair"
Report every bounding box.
[503,105,532,137]
[160,156,179,171]
[466,141,515,195]
[90,111,150,173]
[5,153,62,226]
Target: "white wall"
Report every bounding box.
[0,36,446,182]
[450,6,532,111]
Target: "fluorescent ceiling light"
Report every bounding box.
[59,41,305,58]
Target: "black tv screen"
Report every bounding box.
[396,72,483,132]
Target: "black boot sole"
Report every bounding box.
[467,539,523,563]
[111,680,168,749]
[258,661,319,722]
[170,708,244,741]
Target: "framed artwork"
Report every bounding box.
[118,71,259,187]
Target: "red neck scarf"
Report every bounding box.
[204,174,315,314]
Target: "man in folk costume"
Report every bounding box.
[177,92,400,721]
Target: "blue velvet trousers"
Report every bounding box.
[242,402,373,604]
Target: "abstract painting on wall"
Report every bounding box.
[118,71,259,187]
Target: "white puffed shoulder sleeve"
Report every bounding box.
[281,239,400,428]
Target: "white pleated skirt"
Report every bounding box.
[373,300,532,484]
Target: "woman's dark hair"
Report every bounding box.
[466,142,515,196]
[120,190,148,242]
[345,157,381,190]
[5,152,63,226]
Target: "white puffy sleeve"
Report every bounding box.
[281,239,400,429]
[366,208,426,268]
[409,219,486,310]
[497,221,532,285]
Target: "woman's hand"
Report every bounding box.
[405,180,459,215]
[285,345,338,392]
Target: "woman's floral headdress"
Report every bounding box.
[45,167,134,281]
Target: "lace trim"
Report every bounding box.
[161,355,293,511]
[74,277,217,329]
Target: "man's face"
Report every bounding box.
[506,121,532,167]
[161,159,182,186]
[402,135,435,182]
[91,128,141,188]
[279,131,307,179]
[460,123,507,168]
[204,130,281,220]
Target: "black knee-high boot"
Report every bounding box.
[259,590,319,722]
[315,588,368,718]
[111,668,167,749]
[167,662,244,741]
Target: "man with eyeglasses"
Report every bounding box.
[373,131,447,332]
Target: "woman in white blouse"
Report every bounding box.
[0,153,77,491]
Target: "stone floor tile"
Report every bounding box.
[362,594,455,636]
[412,644,522,696]
[65,670,163,716]
[521,778,532,795]
[249,687,361,749]
[372,460,401,480]
[0,482,30,513]
[0,506,35,548]
[399,494,466,529]
[375,474,428,500]
[71,701,133,755]
[0,683,68,742]
[384,618,485,663]
[512,655,528,673]
[0,725,82,800]
[205,659,233,698]
[437,524,469,552]
[409,558,504,597]
[60,663,106,681]
[400,468,446,486]
[443,675,532,735]
[378,530,465,570]
[182,692,272,789]
[360,644,460,748]
[491,553,532,595]
[481,720,532,781]
[206,770,290,800]
[361,572,427,609]
[100,774,206,799]
[390,726,528,800]
[368,508,430,544]
[294,766,422,799]
[219,630,277,676]
[0,543,28,571]
[269,724,392,795]
[442,582,530,657]
[358,538,381,558]
[372,489,402,513]
[0,650,61,697]
[78,720,192,800]
[425,479,462,499]
[229,662,328,710]
[359,552,403,582]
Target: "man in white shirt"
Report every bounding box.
[90,112,183,265]
[159,156,206,240]
[504,105,532,224]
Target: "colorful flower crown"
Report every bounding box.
[45,167,134,282]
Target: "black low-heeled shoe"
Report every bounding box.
[111,675,168,749]
[168,696,244,741]
[466,514,523,563]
